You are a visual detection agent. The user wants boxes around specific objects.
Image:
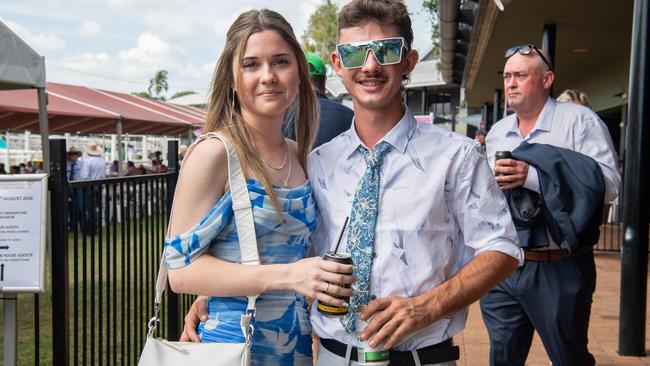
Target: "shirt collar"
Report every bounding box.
[534,97,556,132]
[507,97,556,137]
[344,106,415,158]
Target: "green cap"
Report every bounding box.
[306,52,326,76]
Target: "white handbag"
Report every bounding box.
[138,133,260,366]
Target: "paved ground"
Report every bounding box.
[455,252,650,365]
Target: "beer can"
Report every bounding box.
[316,251,353,317]
[356,306,390,365]
[494,150,513,186]
[495,151,512,161]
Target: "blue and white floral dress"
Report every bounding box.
[164,176,317,366]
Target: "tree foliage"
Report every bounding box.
[131,91,152,99]
[148,69,169,100]
[302,0,339,67]
[422,0,440,58]
[170,90,197,99]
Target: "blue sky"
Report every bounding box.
[1,0,433,98]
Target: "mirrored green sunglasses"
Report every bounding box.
[336,37,406,69]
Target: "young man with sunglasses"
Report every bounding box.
[308,1,522,364]
[480,44,620,366]
[179,1,522,364]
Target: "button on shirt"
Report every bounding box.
[486,97,620,203]
[308,108,523,350]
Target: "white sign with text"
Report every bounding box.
[0,174,47,292]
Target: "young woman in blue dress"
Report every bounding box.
[163,9,354,366]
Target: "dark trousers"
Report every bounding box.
[69,187,100,234]
[67,188,83,231]
[479,252,596,366]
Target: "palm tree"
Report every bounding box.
[148,70,169,99]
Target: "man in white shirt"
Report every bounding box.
[78,141,106,234]
[181,1,523,364]
[481,44,620,366]
[307,2,521,365]
[78,141,106,181]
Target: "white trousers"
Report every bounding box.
[314,343,457,366]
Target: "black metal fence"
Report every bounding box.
[595,203,623,252]
[46,139,195,365]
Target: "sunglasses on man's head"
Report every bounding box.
[336,37,406,69]
[505,44,553,71]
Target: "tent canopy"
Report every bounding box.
[0,19,50,170]
[0,21,45,90]
[0,82,206,135]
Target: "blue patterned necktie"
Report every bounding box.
[341,141,392,333]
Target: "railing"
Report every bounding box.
[68,175,170,365]
[596,223,623,252]
[46,139,195,365]
[594,203,623,252]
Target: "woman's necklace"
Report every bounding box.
[259,142,288,170]
[259,142,292,187]
[281,155,292,187]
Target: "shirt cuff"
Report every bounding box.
[523,166,540,193]
[475,238,525,267]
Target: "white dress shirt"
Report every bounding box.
[486,98,620,202]
[308,107,523,351]
[78,155,106,180]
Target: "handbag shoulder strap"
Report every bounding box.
[150,132,260,338]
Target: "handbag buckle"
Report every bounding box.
[245,309,256,336]
[147,316,159,336]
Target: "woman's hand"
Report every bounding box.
[287,257,355,306]
[179,296,209,342]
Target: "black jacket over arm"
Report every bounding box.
[505,142,605,254]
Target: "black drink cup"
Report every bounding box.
[316,251,353,317]
[495,151,512,186]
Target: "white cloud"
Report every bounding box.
[48,32,211,97]
[143,11,205,42]
[212,6,255,39]
[2,18,65,51]
[119,33,174,63]
[104,0,135,9]
[104,0,187,10]
[78,20,102,37]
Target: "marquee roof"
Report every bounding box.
[0,82,206,135]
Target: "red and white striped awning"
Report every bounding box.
[0,82,206,135]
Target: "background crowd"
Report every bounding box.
[64,141,172,181]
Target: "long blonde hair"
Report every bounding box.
[204,9,318,210]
